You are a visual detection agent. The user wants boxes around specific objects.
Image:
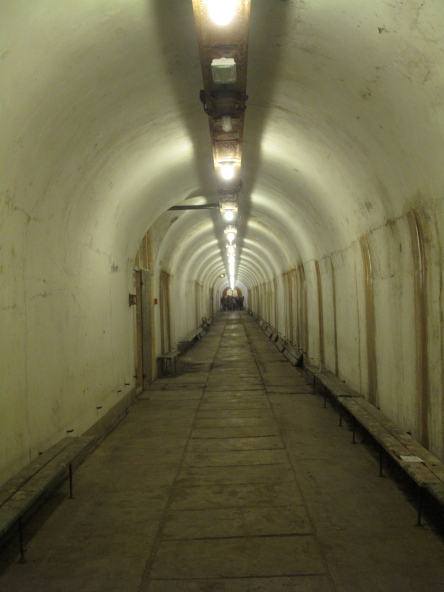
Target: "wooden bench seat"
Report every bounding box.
[270,330,279,342]
[0,436,94,561]
[283,343,303,367]
[343,396,443,522]
[308,366,363,400]
[157,351,179,375]
[348,397,444,480]
[177,318,212,357]
[247,311,444,521]
[316,372,360,398]
[307,366,363,416]
[275,337,286,353]
[247,311,302,365]
[305,365,444,524]
[178,330,201,354]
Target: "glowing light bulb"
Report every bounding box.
[224,210,234,222]
[221,115,232,132]
[227,232,235,243]
[227,246,235,254]
[220,163,235,180]
[208,0,236,26]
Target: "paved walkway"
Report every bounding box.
[1,311,444,591]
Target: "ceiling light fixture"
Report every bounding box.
[221,115,233,132]
[207,0,236,26]
[220,162,235,181]
[211,58,237,84]
[223,209,234,222]
[225,224,237,243]
[225,224,237,235]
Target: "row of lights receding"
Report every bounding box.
[222,190,237,290]
[208,1,240,291]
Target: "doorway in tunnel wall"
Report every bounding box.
[134,231,156,387]
[195,281,202,329]
[222,287,245,311]
[160,270,172,354]
[135,269,154,390]
[223,287,243,298]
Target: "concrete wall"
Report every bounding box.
[0,210,137,482]
[1,0,443,485]
[248,205,444,460]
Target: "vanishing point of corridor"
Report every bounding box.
[1,312,443,592]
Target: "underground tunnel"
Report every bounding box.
[1,0,444,590]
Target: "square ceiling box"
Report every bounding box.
[211,58,237,84]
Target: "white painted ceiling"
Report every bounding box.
[2,0,444,288]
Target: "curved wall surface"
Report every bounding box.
[1,0,443,483]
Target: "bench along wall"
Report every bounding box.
[135,214,214,367]
[248,205,444,461]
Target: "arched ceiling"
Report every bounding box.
[2,0,444,291]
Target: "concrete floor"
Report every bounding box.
[1,311,444,591]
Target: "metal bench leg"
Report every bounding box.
[69,463,74,499]
[18,517,26,563]
[417,486,424,527]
